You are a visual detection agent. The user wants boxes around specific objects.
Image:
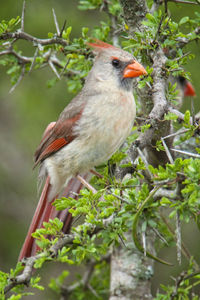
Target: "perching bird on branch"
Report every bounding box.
[19,40,147,260]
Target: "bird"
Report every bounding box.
[19,40,147,260]
[177,76,196,97]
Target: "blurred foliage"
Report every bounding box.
[0,0,200,299]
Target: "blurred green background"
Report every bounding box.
[0,1,199,299]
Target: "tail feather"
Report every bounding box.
[19,177,52,260]
[18,173,90,261]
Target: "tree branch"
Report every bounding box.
[0,49,32,63]
[4,216,114,294]
[0,31,68,46]
[60,254,110,299]
[119,0,148,32]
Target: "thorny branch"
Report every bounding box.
[0,30,69,47]
[60,254,110,299]
[101,0,121,46]
[129,47,169,161]
[4,216,114,294]
[0,5,70,92]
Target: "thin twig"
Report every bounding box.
[174,51,191,62]
[77,175,97,194]
[151,227,169,246]
[60,20,67,38]
[161,137,174,164]
[160,213,199,270]
[0,49,32,63]
[142,231,147,256]
[107,190,130,204]
[61,254,110,297]
[28,47,38,74]
[176,210,181,265]
[101,0,119,46]
[137,147,152,180]
[49,59,61,79]
[168,107,193,124]
[162,129,190,140]
[52,8,60,36]
[169,0,199,4]
[9,64,26,93]
[59,59,69,77]
[87,284,101,299]
[171,148,200,158]
[21,0,26,32]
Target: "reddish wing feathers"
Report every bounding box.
[34,109,83,166]
[38,137,68,162]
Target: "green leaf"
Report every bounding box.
[8,295,22,300]
[184,110,191,125]
[63,26,72,40]
[160,197,172,205]
[164,112,178,121]
[30,276,44,291]
[179,16,190,26]
[34,257,46,269]
[146,13,157,24]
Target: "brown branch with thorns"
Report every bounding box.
[0,2,69,92]
[4,215,114,295]
[60,254,110,300]
[0,31,69,47]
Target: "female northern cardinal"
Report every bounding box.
[19,40,147,260]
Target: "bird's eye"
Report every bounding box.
[112,59,120,68]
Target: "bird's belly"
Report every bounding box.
[45,93,135,191]
[63,102,135,171]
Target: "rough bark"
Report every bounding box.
[110,231,154,300]
[119,0,148,32]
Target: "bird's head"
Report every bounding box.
[87,40,147,91]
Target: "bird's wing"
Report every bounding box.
[34,102,84,166]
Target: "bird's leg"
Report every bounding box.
[90,169,104,178]
[77,174,97,193]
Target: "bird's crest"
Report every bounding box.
[87,39,116,51]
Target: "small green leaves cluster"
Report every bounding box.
[150,157,200,222]
[0,262,44,299]
[155,259,200,300]
[122,9,199,84]
[78,0,121,16]
[32,218,63,253]
[0,0,122,93]
[0,16,20,34]
[78,0,102,10]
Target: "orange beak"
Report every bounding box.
[123,61,147,78]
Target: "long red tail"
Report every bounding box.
[19,174,90,261]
